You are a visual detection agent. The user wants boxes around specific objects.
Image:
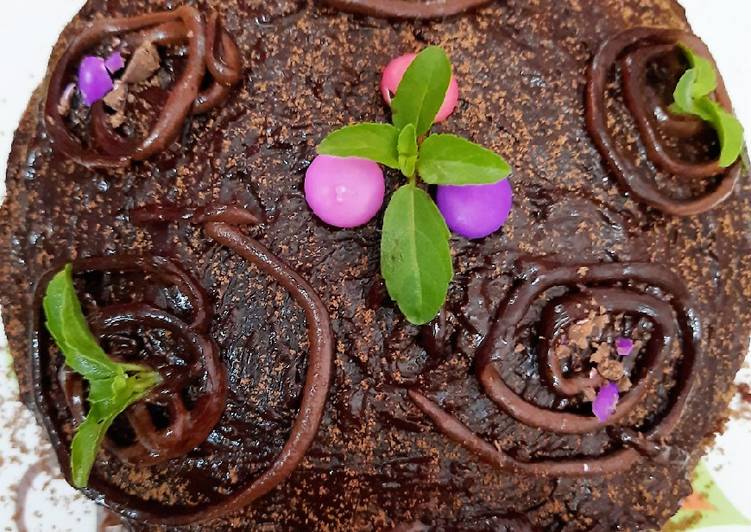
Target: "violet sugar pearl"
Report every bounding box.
[305,155,385,229]
[437,180,513,239]
[78,56,114,106]
[381,53,459,123]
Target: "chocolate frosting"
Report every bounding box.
[410,261,701,477]
[586,27,741,216]
[2,0,750,529]
[44,7,242,169]
[321,0,494,19]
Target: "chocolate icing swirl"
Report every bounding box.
[33,256,228,466]
[30,208,334,525]
[410,261,702,477]
[586,27,741,216]
[321,0,493,19]
[44,7,242,168]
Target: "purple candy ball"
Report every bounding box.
[436,179,513,239]
[305,155,385,228]
[78,56,113,106]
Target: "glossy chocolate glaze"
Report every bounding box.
[2,0,751,530]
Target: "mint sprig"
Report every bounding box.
[318,46,511,325]
[43,265,161,488]
[670,44,744,168]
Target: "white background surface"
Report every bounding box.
[0,1,749,531]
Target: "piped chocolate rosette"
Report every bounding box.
[44,6,242,169]
[586,27,742,216]
[409,260,701,477]
[30,208,334,525]
[322,0,493,19]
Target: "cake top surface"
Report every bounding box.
[1,0,750,530]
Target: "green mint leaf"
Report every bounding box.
[318,123,400,168]
[399,155,417,178]
[381,184,452,325]
[417,134,512,185]
[678,43,717,99]
[670,46,744,167]
[43,265,119,380]
[697,98,745,168]
[70,369,159,488]
[391,46,452,136]
[672,69,700,116]
[398,124,418,158]
[44,264,162,488]
[398,124,418,177]
[71,400,120,488]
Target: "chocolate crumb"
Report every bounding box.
[598,359,625,381]
[122,42,160,83]
[591,343,611,364]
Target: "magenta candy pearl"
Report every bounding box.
[436,180,513,239]
[381,53,459,123]
[305,155,385,228]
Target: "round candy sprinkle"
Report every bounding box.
[78,56,114,106]
[436,180,513,239]
[305,155,385,229]
[381,53,459,123]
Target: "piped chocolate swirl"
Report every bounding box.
[2,0,750,529]
[411,261,701,477]
[44,6,242,169]
[586,27,741,216]
[322,0,493,19]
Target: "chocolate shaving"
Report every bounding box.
[121,41,160,83]
[102,81,127,128]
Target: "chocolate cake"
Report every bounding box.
[1,0,749,530]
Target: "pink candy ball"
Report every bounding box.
[381,53,459,123]
[305,155,385,228]
[436,180,513,240]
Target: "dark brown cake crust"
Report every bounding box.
[2,0,750,530]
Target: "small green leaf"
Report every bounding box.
[671,69,700,116]
[697,98,745,168]
[43,265,119,380]
[70,369,159,488]
[398,124,418,158]
[43,264,162,488]
[399,155,417,178]
[678,43,717,99]
[391,46,452,136]
[398,124,418,177]
[670,44,744,167]
[381,184,453,325]
[318,123,400,168]
[417,134,512,185]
